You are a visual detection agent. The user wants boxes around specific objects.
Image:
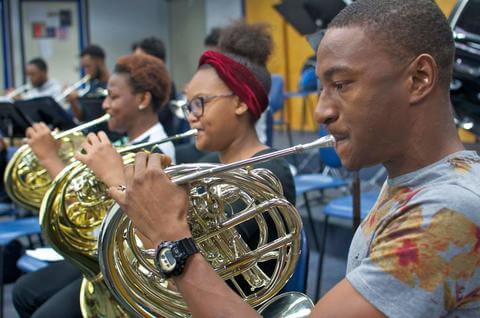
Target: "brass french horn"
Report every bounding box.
[4,113,110,211]
[97,135,335,317]
[39,129,198,317]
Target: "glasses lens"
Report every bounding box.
[189,97,204,116]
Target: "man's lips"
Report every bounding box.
[331,133,348,143]
[329,133,349,151]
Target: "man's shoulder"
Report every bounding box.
[415,174,480,218]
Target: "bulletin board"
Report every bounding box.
[20,0,86,86]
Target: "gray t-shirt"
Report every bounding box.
[346,151,480,318]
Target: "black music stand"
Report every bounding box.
[78,97,105,123]
[14,97,76,131]
[77,96,122,140]
[273,0,346,49]
[0,102,31,144]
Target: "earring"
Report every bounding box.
[138,104,146,110]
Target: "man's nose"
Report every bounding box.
[314,91,339,126]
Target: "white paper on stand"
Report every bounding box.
[26,247,64,262]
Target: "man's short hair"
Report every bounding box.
[329,0,455,89]
[81,44,106,60]
[131,37,166,62]
[28,57,48,72]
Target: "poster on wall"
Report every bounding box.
[31,9,71,39]
[21,0,84,85]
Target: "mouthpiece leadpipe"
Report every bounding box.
[54,113,111,140]
[120,129,198,153]
[55,74,92,102]
[172,134,335,185]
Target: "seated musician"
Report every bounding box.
[131,37,180,137]
[21,58,62,101]
[112,1,480,317]
[66,44,110,122]
[12,53,174,318]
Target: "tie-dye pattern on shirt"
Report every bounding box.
[346,151,480,318]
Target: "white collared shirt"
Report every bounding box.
[23,79,62,101]
[129,122,176,163]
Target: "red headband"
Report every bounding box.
[198,50,269,120]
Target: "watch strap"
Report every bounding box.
[155,237,198,279]
[178,237,198,256]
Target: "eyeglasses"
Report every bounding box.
[184,93,235,117]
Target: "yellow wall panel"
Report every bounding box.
[436,0,457,16]
[244,0,318,131]
[244,0,286,78]
[284,25,318,131]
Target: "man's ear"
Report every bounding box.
[406,54,437,105]
[234,100,249,116]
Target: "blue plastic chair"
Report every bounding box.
[267,75,293,148]
[0,204,15,218]
[16,254,49,273]
[282,230,309,294]
[294,127,348,253]
[0,217,41,318]
[315,187,382,299]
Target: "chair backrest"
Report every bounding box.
[318,125,342,168]
[269,74,285,114]
[299,68,318,92]
[281,229,309,294]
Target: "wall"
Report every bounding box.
[21,1,81,84]
[88,0,170,72]
[7,0,170,87]
[0,1,4,91]
[437,0,457,16]
[168,0,242,90]
[9,0,22,87]
[167,0,205,91]
[205,0,242,32]
[4,0,243,91]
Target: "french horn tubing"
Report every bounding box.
[97,135,335,317]
[39,129,198,318]
[4,113,111,211]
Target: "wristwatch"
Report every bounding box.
[155,237,198,279]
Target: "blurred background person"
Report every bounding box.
[66,44,110,121]
[22,58,62,100]
[132,37,182,137]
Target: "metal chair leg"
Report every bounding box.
[38,234,45,247]
[301,96,307,133]
[315,215,329,301]
[27,235,34,249]
[286,123,298,166]
[303,193,320,252]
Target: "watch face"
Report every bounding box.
[158,247,177,273]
